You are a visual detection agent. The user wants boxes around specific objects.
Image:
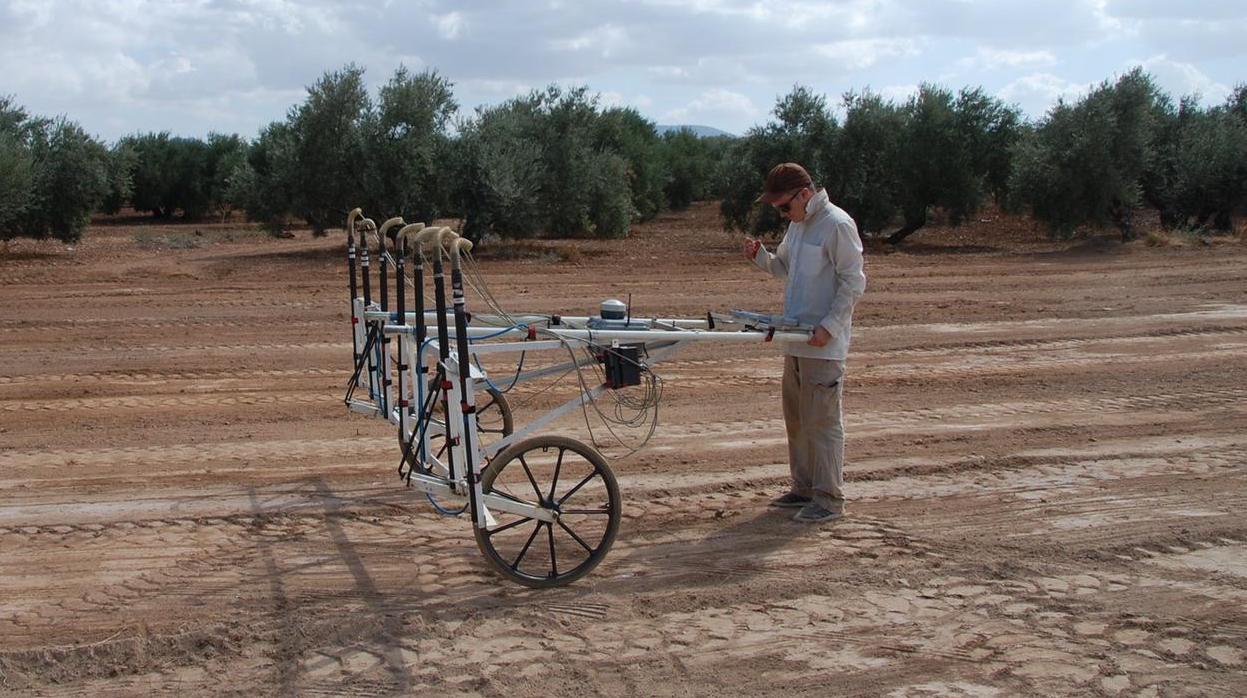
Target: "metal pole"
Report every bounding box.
[425,228,457,485]
[397,223,428,476]
[345,208,361,368]
[394,232,409,459]
[447,234,483,527]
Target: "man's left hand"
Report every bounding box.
[808,326,832,347]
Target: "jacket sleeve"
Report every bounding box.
[818,218,866,336]
[752,231,790,279]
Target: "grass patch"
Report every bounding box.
[133,231,204,250]
[1143,226,1215,248]
[473,240,583,264]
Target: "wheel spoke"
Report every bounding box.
[561,508,611,515]
[485,516,532,536]
[489,488,529,505]
[511,521,542,570]
[548,447,564,501]
[557,519,594,553]
[546,522,558,577]
[518,454,543,500]
[558,471,599,506]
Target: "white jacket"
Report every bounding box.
[752,189,866,360]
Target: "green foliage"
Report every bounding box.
[718,86,837,235]
[1009,68,1166,239]
[115,132,244,220]
[594,107,667,221]
[831,90,905,235]
[99,142,135,215]
[885,85,1022,242]
[717,83,1020,243]
[0,96,34,232]
[1146,93,1247,231]
[286,64,371,234]
[455,85,637,239]
[205,133,250,221]
[1,97,110,243]
[233,121,299,234]
[7,117,110,243]
[658,129,726,210]
[361,67,457,224]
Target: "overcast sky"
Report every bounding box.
[2,0,1243,142]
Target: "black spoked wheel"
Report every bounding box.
[474,436,621,588]
[426,382,514,459]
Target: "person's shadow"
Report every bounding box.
[599,503,821,595]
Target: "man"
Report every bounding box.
[744,162,866,523]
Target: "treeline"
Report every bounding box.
[0,65,728,244]
[2,65,1245,245]
[228,65,728,238]
[725,68,1247,242]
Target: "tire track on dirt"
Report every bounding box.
[0,317,334,334]
[0,391,337,413]
[663,324,1247,368]
[650,386,1247,441]
[4,452,1242,693]
[0,367,341,386]
[0,340,347,357]
[4,386,1240,469]
[665,346,1247,387]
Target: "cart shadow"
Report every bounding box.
[601,506,820,594]
[243,476,417,693]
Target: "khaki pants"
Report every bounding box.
[781,355,846,513]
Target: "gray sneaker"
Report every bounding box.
[793,502,842,523]
[769,492,812,509]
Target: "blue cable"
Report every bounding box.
[426,492,469,516]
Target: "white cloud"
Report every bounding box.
[550,24,632,58]
[877,84,920,103]
[813,38,923,72]
[435,11,466,40]
[998,73,1096,115]
[666,88,760,123]
[460,79,532,98]
[0,0,1242,139]
[1138,55,1231,104]
[960,47,1058,71]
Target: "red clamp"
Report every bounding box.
[527,325,537,340]
[765,327,775,342]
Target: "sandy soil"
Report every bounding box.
[1,205,1246,696]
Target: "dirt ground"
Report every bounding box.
[1,204,1246,696]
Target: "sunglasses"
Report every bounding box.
[773,189,805,214]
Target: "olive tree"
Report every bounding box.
[1009,68,1166,240]
[0,97,33,233]
[361,66,457,224]
[884,85,1021,244]
[718,86,837,234]
[7,117,110,243]
[454,86,636,239]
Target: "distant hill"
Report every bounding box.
[655,124,736,138]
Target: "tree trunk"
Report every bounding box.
[1111,202,1135,242]
[885,211,927,245]
[1213,209,1232,232]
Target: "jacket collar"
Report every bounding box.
[801,188,831,224]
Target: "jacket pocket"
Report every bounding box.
[795,240,827,278]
